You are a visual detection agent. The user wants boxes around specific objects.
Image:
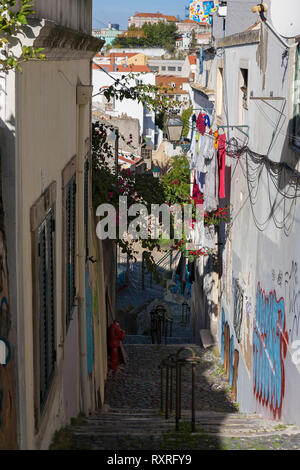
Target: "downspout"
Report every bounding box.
[77,85,93,416]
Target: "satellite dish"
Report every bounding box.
[270,0,300,38]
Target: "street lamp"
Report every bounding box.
[152,165,161,178]
[166,114,184,143]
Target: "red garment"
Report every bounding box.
[218,134,226,199]
[196,113,206,135]
[192,176,204,204]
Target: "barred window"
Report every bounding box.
[66,175,76,329]
[38,208,56,412]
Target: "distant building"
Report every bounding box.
[148,59,185,77]
[128,12,179,28]
[177,19,211,34]
[155,75,191,111]
[92,24,124,47]
[93,54,159,148]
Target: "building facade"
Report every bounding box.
[128,12,178,29]
[0,0,109,449]
[190,0,300,427]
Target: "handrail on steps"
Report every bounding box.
[159,347,201,432]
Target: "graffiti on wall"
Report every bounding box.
[0,229,17,448]
[283,261,300,344]
[233,279,243,343]
[253,283,288,419]
[221,309,239,400]
[189,1,219,24]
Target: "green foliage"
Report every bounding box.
[92,121,166,279]
[112,21,178,54]
[0,0,46,72]
[181,106,193,138]
[161,154,190,205]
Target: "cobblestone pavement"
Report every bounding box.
[50,344,300,450]
[105,344,237,412]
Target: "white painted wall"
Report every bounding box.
[93,69,157,147]
[205,18,300,426]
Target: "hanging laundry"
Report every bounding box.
[192,174,203,204]
[196,113,211,136]
[203,225,215,250]
[188,132,198,170]
[204,114,211,129]
[203,145,219,213]
[214,130,219,150]
[218,133,226,199]
[196,113,206,135]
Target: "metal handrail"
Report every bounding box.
[159,347,201,432]
[150,305,173,345]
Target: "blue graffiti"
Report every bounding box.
[253,284,287,418]
[221,308,225,362]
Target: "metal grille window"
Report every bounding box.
[38,209,56,411]
[66,175,76,329]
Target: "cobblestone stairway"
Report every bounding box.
[50,344,300,450]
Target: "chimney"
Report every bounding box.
[110,54,117,71]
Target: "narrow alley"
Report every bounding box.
[51,248,300,451]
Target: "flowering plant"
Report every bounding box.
[204,205,231,226]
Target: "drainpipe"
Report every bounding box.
[76,85,93,415]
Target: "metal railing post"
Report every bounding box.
[165,362,169,420]
[192,363,196,432]
[176,361,180,431]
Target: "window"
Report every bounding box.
[161,66,166,71]
[178,67,182,72]
[38,209,56,412]
[65,174,76,329]
[31,181,57,425]
[141,148,152,160]
[239,67,249,125]
[240,68,248,110]
[292,43,300,149]
[168,66,176,71]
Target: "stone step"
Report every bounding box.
[123,335,193,345]
[70,410,300,439]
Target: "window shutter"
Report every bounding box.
[38,209,56,411]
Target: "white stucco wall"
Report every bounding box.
[93,69,157,146]
[212,20,300,426]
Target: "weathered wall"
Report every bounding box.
[15,0,92,34]
[213,18,300,426]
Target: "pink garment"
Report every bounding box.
[218,134,226,199]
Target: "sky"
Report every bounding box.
[92,0,188,30]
